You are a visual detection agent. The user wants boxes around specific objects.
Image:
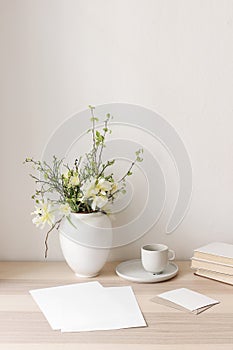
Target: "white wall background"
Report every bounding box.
[1,0,233,261]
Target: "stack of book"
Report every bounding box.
[191,242,233,285]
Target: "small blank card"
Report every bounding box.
[152,288,219,314]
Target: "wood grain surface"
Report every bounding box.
[0,261,233,350]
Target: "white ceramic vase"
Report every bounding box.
[59,212,112,277]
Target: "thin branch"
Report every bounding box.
[117,160,136,183]
[98,160,114,178]
[98,118,108,170]
[44,217,63,258]
[90,107,97,165]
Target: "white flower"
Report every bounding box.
[69,174,79,187]
[59,203,71,217]
[31,201,55,229]
[91,195,108,211]
[81,177,112,199]
[80,177,115,211]
[81,178,99,199]
[97,178,112,194]
[62,170,70,179]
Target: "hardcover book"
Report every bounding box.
[193,242,233,266]
[195,268,233,286]
[191,258,233,275]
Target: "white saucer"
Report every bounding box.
[115,259,178,283]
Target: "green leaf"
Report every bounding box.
[66,215,78,229]
[107,160,115,166]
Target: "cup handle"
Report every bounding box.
[168,249,175,261]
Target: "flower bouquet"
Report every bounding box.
[25,106,143,257]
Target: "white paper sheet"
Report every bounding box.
[30,282,146,332]
[157,288,219,312]
[61,285,146,332]
[30,281,102,330]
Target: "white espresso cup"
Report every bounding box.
[141,244,175,274]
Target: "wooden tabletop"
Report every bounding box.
[0,261,233,350]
